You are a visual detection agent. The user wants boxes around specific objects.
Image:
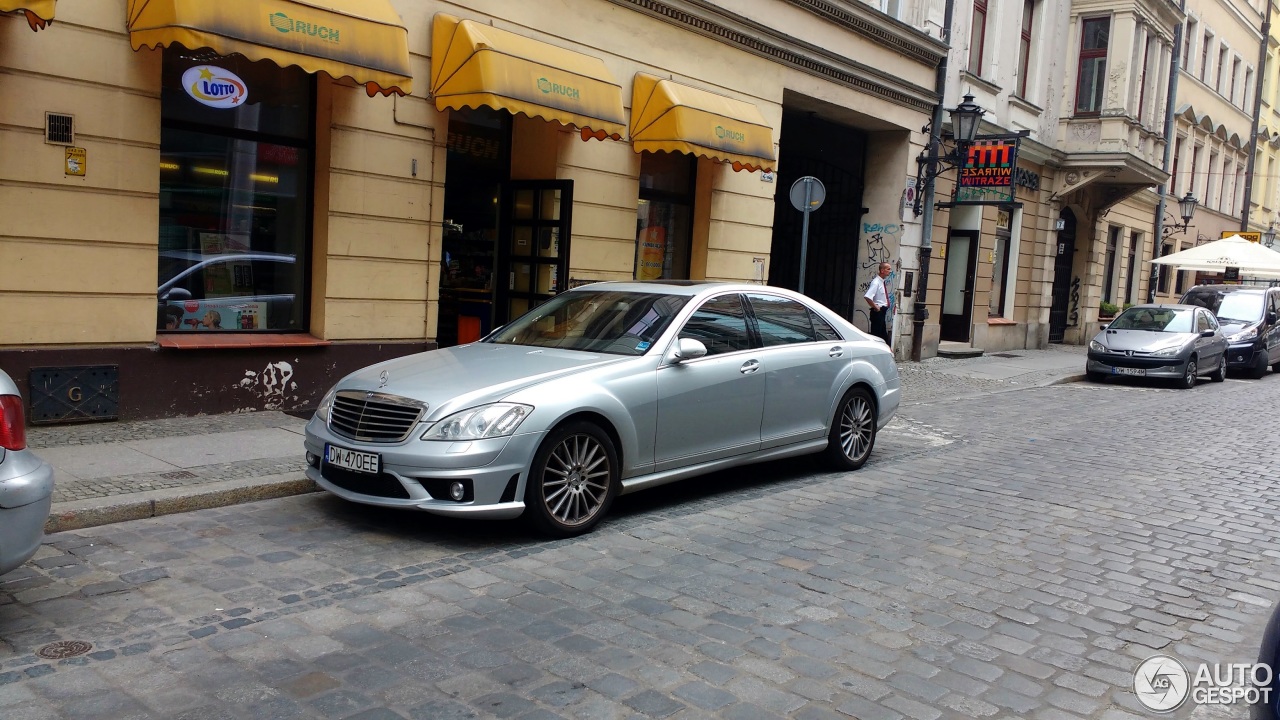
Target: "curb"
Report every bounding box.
[44,473,320,534]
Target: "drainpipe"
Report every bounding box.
[1240,1,1274,231]
[910,0,957,361]
[1148,4,1185,303]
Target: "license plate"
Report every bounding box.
[325,444,380,474]
[1113,367,1146,376]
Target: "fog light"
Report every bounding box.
[449,482,466,501]
[306,452,319,469]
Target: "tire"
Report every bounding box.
[1179,356,1198,389]
[1086,371,1106,383]
[1251,352,1269,379]
[1210,354,1227,383]
[824,387,877,471]
[523,421,619,538]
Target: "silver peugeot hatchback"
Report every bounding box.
[304,281,901,537]
[0,369,55,575]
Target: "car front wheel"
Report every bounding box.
[1179,357,1198,389]
[824,387,877,470]
[1210,354,1227,383]
[524,421,619,538]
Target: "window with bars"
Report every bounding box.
[1075,18,1109,115]
[45,112,74,145]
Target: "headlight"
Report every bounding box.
[422,403,533,441]
[1088,340,1106,353]
[1152,344,1185,357]
[316,386,338,423]
[1228,326,1259,343]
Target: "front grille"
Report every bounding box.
[321,464,411,499]
[329,391,425,443]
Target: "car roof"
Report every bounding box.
[567,280,790,298]
[1183,284,1268,294]
[1125,303,1202,311]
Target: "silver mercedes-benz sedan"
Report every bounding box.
[304,281,900,537]
[1086,303,1229,388]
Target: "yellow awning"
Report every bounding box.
[630,73,776,172]
[127,0,412,96]
[2,0,55,31]
[430,13,626,140]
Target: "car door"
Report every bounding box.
[1196,309,1225,365]
[744,293,845,450]
[1267,290,1280,365]
[654,293,764,471]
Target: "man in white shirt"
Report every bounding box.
[863,262,891,343]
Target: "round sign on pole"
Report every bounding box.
[789,176,826,212]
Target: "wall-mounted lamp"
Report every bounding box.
[913,94,986,216]
[1161,192,1198,237]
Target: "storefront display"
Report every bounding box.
[156,46,312,332]
[634,153,694,280]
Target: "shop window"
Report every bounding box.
[1075,17,1109,115]
[1103,226,1120,303]
[157,47,313,333]
[1158,243,1173,294]
[635,153,695,280]
[990,212,1012,317]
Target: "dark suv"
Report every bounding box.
[1179,284,1280,378]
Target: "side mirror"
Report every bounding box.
[670,337,708,363]
[1200,329,1216,338]
[1269,311,1278,325]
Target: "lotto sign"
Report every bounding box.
[182,66,248,109]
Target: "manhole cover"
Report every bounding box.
[36,640,92,659]
[990,352,1022,358]
[160,470,197,480]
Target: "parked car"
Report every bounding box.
[1253,598,1280,719]
[1180,284,1280,379]
[1085,303,1229,388]
[0,369,55,576]
[304,281,900,537]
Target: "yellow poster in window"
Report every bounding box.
[637,226,667,280]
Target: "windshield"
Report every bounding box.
[487,291,689,355]
[1182,291,1264,323]
[1109,307,1195,333]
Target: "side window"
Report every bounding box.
[809,309,843,341]
[679,294,751,356]
[1196,311,1212,332]
[1205,311,1219,330]
[746,294,815,346]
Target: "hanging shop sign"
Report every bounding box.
[181,65,248,109]
[955,137,1021,205]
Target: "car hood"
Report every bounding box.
[1093,329,1192,352]
[334,343,631,419]
[1217,319,1257,335]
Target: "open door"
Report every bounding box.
[496,181,573,325]
[940,230,979,342]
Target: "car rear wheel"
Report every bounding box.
[524,421,619,538]
[1210,354,1227,383]
[1179,357,1198,389]
[824,387,877,471]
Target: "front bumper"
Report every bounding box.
[0,459,54,576]
[1087,353,1187,379]
[303,415,542,519]
[1225,343,1263,368]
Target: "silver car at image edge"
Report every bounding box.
[0,369,55,576]
[303,281,900,537]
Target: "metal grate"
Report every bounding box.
[321,465,411,499]
[328,391,424,443]
[45,112,74,145]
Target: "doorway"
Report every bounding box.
[1048,209,1077,343]
[768,111,868,319]
[940,230,979,342]
[496,181,573,322]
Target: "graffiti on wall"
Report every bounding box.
[238,361,298,410]
[856,221,900,332]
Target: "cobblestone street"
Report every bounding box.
[1,368,1277,719]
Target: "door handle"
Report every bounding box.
[740,359,760,374]
[828,346,844,358]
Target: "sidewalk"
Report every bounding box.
[25,344,1087,533]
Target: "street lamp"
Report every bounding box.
[1264,222,1277,249]
[913,94,987,216]
[1161,192,1198,237]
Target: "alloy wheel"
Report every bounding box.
[540,433,612,527]
[838,394,874,462]
[1183,359,1197,388]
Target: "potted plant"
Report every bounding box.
[1099,301,1120,319]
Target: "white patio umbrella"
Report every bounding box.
[1151,234,1280,277]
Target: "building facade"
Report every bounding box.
[0,0,945,421]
